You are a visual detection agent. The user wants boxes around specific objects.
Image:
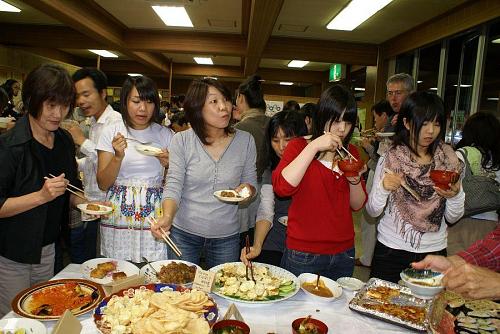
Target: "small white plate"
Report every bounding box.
[298,273,342,302]
[135,144,163,156]
[81,258,139,285]
[376,132,396,137]
[336,277,364,291]
[0,318,47,334]
[77,203,113,215]
[278,216,288,226]
[213,190,247,203]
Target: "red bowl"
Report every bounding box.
[430,170,459,190]
[212,320,250,334]
[338,159,364,177]
[292,317,328,334]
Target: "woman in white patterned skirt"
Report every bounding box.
[96,75,173,262]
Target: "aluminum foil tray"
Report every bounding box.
[348,277,432,332]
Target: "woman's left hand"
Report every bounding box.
[434,180,461,198]
[157,149,169,168]
[346,163,367,184]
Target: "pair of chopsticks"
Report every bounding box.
[323,130,358,161]
[44,173,86,200]
[384,168,421,201]
[147,216,182,258]
[245,235,255,282]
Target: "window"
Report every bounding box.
[417,43,441,93]
[479,20,500,115]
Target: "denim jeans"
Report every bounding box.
[167,226,240,269]
[280,247,355,281]
[70,220,98,264]
[370,241,447,283]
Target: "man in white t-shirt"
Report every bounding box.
[66,68,122,263]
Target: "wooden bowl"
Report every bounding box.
[292,317,328,334]
[430,170,459,190]
[212,319,250,334]
[338,159,364,177]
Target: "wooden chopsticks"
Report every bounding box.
[324,130,358,161]
[245,235,255,282]
[44,174,86,200]
[148,216,182,258]
[384,168,421,202]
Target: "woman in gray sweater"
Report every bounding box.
[152,78,257,268]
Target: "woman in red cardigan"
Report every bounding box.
[272,85,367,280]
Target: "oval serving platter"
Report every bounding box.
[11,278,105,321]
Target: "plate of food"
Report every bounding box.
[375,132,396,137]
[213,189,250,203]
[135,144,163,156]
[94,283,218,334]
[76,203,112,215]
[0,318,47,334]
[81,258,139,285]
[11,279,104,320]
[140,259,199,285]
[209,262,299,304]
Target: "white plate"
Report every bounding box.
[336,277,364,291]
[0,318,47,334]
[140,259,200,284]
[209,262,300,304]
[135,144,163,156]
[298,273,342,302]
[81,258,139,285]
[376,132,395,137]
[277,216,288,226]
[213,190,247,203]
[77,203,113,215]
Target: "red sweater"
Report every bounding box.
[272,138,366,255]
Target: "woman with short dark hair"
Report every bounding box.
[151,78,257,268]
[0,64,82,317]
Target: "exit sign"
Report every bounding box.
[329,64,344,82]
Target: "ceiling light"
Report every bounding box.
[280,82,293,86]
[152,5,193,27]
[327,0,393,31]
[453,84,472,87]
[287,60,309,68]
[128,73,142,77]
[429,87,438,91]
[492,38,500,44]
[0,0,20,12]
[89,50,118,58]
[194,57,213,65]
[417,80,423,84]
[354,87,365,91]
[203,76,218,80]
[487,97,499,101]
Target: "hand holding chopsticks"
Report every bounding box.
[148,216,182,258]
[44,173,86,201]
[383,168,421,201]
[322,131,358,161]
[245,235,256,282]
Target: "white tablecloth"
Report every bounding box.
[2,264,413,333]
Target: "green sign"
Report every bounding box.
[329,64,343,82]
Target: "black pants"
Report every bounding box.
[370,241,447,283]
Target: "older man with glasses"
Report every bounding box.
[384,73,415,132]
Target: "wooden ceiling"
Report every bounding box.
[0,0,480,85]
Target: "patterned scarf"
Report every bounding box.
[384,141,463,248]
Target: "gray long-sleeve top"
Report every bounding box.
[163,128,257,238]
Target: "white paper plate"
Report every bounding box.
[81,258,139,285]
[77,203,113,215]
[140,259,200,284]
[213,190,247,203]
[0,318,47,334]
[209,262,300,304]
[376,132,395,137]
[135,144,163,156]
[336,277,364,291]
[277,216,288,226]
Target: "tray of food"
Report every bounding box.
[81,258,139,285]
[348,277,431,332]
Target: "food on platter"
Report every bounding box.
[361,303,426,325]
[400,268,443,287]
[95,286,215,334]
[111,272,127,281]
[214,263,295,301]
[86,203,101,211]
[157,262,197,284]
[0,330,27,334]
[26,282,96,316]
[365,285,400,301]
[90,261,116,279]
[301,279,333,298]
[77,203,113,215]
[237,187,251,198]
[221,191,238,198]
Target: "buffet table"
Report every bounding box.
[2,263,413,333]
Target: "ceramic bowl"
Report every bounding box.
[400,271,444,299]
[212,319,250,334]
[430,170,459,190]
[298,273,342,302]
[292,317,328,334]
[338,159,364,177]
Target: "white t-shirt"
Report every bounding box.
[97,121,173,180]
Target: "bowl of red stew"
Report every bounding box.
[212,320,250,334]
[430,170,459,190]
[292,317,328,334]
[338,159,364,177]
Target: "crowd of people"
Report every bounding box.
[0,65,498,317]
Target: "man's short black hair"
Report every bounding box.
[72,67,108,92]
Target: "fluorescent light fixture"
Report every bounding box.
[429,87,438,91]
[0,0,20,12]
[89,49,118,58]
[453,84,472,87]
[128,73,142,77]
[194,57,213,65]
[152,5,193,27]
[203,76,218,80]
[280,82,294,86]
[354,87,365,91]
[417,80,423,84]
[287,60,309,68]
[327,0,393,31]
[492,38,500,44]
[487,97,499,101]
